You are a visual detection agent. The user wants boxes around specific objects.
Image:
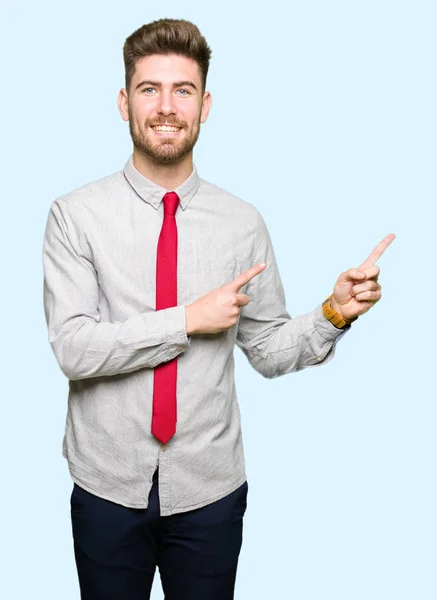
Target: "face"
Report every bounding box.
[118,54,212,164]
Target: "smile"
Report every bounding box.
[151,125,182,137]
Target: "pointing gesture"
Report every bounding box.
[358,233,396,272]
[331,233,396,321]
[225,262,267,294]
[185,233,395,336]
[185,263,267,335]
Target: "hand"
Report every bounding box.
[185,262,267,335]
[331,233,396,321]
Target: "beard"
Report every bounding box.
[128,113,201,164]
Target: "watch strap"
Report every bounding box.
[322,295,358,329]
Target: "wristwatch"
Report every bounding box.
[322,295,358,329]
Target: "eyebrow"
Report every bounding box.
[135,79,198,92]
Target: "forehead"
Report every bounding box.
[132,54,202,85]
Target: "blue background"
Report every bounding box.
[2,0,436,598]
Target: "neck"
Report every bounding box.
[132,148,193,190]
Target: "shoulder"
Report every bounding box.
[198,176,264,225]
[53,169,124,211]
[45,170,125,243]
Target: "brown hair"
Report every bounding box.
[123,18,212,94]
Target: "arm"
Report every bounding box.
[236,210,347,379]
[42,199,190,381]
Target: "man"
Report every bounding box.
[42,17,394,600]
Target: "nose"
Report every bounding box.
[157,89,176,116]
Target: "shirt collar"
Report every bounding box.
[123,154,200,211]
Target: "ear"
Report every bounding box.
[117,88,129,122]
[200,91,212,124]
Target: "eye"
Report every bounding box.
[141,87,191,96]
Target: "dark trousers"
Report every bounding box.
[70,468,248,599]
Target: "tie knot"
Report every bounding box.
[162,192,180,216]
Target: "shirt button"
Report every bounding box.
[162,444,167,451]
[176,346,184,351]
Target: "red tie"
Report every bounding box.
[152,192,180,444]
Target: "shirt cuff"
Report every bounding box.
[165,305,191,352]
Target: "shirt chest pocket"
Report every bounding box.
[179,258,242,304]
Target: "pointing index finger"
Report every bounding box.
[358,233,396,271]
[227,263,266,292]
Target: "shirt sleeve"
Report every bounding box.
[236,209,350,379]
[42,199,190,381]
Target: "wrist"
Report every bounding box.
[322,295,358,329]
[185,304,199,336]
[330,296,343,317]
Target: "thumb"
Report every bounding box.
[337,268,367,284]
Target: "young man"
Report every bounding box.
[42,18,394,600]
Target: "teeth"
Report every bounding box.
[152,125,181,132]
